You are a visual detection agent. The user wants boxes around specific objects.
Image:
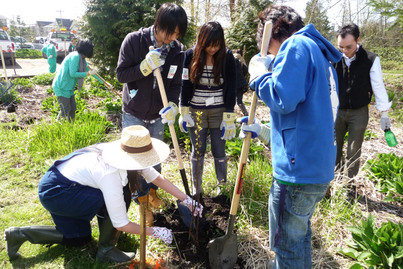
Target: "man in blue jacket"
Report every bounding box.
[243,5,342,268]
[116,3,188,226]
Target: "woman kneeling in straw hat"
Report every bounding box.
[5,125,203,263]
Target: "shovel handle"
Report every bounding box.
[87,65,122,98]
[229,21,272,216]
[150,46,191,196]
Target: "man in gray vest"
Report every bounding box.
[334,23,392,178]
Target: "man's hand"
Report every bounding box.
[140,49,165,76]
[88,69,97,76]
[152,227,172,244]
[179,106,195,133]
[159,102,178,125]
[380,111,391,131]
[248,53,275,84]
[220,112,237,140]
[237,116,271,144]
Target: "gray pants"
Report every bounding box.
[189,127,227,194]
[335,106,369,178]
[57,95,76,122]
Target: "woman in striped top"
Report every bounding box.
[180,21,236,195]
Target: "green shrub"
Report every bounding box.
[15,49,43,58]
[365,153,403,204]
[86,76,117,98]
[41,96,60,115]
[97,97,122,112]
[28,111,113,162]
[11,77,34,88]
[32,73,55,85]
[226,137,265,159]
[339,214,403,269]
[0,83,21,105]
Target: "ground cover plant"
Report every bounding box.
[0,68,402,268]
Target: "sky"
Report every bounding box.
[1,0,313,26]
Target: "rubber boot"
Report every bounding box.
[239,103,249,116]
[214,157,228,195]
[4,226,63,260]
[192,156,204,195]
[96,215,135,263]
[137,195,154,226]
[214,157,228,183]
[148,188,165,208]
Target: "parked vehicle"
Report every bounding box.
[12,36,35,50]
[0,27,15,65]
[44,29,76,62]
[33,37,46,50]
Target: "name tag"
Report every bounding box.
[205,96,215,106]
[168,65,177,79]
[182,68,189,80]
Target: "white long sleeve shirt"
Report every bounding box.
[56,151,160,228]
[343,45,392,111]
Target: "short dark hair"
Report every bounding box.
[154,3,188,41]
[337,23,360,41]
[256,5,304,51]
[76,39,94,58]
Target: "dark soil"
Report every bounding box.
[153,195,245,268]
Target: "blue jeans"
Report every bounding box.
[38,151,131,238]
[269,179,329,269]
[122,112,163,200]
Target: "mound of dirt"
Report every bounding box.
[153,194,245,268]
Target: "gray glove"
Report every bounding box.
[380,111,391,131]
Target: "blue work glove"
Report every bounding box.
[220,112,237,140]
[159,101,178,126]
[178,106,195,133]
[140,48,165,76]
[237,116,271,145]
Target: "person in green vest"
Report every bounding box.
[42,41,57,73]
[52,39,96,121]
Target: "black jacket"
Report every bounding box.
[116,27,184,120]
[180,48,236,111]
[333,46,377,109]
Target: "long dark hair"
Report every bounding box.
[190,21,226,85]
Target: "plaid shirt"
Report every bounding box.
[150,26,175,88]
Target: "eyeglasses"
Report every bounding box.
[338,45,356,52]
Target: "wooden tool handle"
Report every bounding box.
[229,21,272,215]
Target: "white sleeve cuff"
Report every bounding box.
[141,167,160,183]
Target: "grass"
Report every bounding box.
[0,68,402,268]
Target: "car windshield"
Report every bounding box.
[0,32,8,40]
[51,32,73,41]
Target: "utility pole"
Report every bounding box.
[56,10,64,28]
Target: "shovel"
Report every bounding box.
[207,21,273,269]
[150,47,193,227]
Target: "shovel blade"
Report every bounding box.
[208,232,238,269]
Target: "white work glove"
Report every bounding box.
[237,116,271,145]
[248,53,275,84]
[159,101,178,125]
[220,112,237,140]
[380,111,391,131]
[48,55,53,59]
[152,226,172,244]
[180,195,203,218]
[178,106,195,133]
[88,69,97,76]
[140,48,165,76]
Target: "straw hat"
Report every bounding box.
[102,125,170,170]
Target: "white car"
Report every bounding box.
[44,29,76,61]
[0,28,16,65]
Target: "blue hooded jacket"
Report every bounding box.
[252,24,342,184]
